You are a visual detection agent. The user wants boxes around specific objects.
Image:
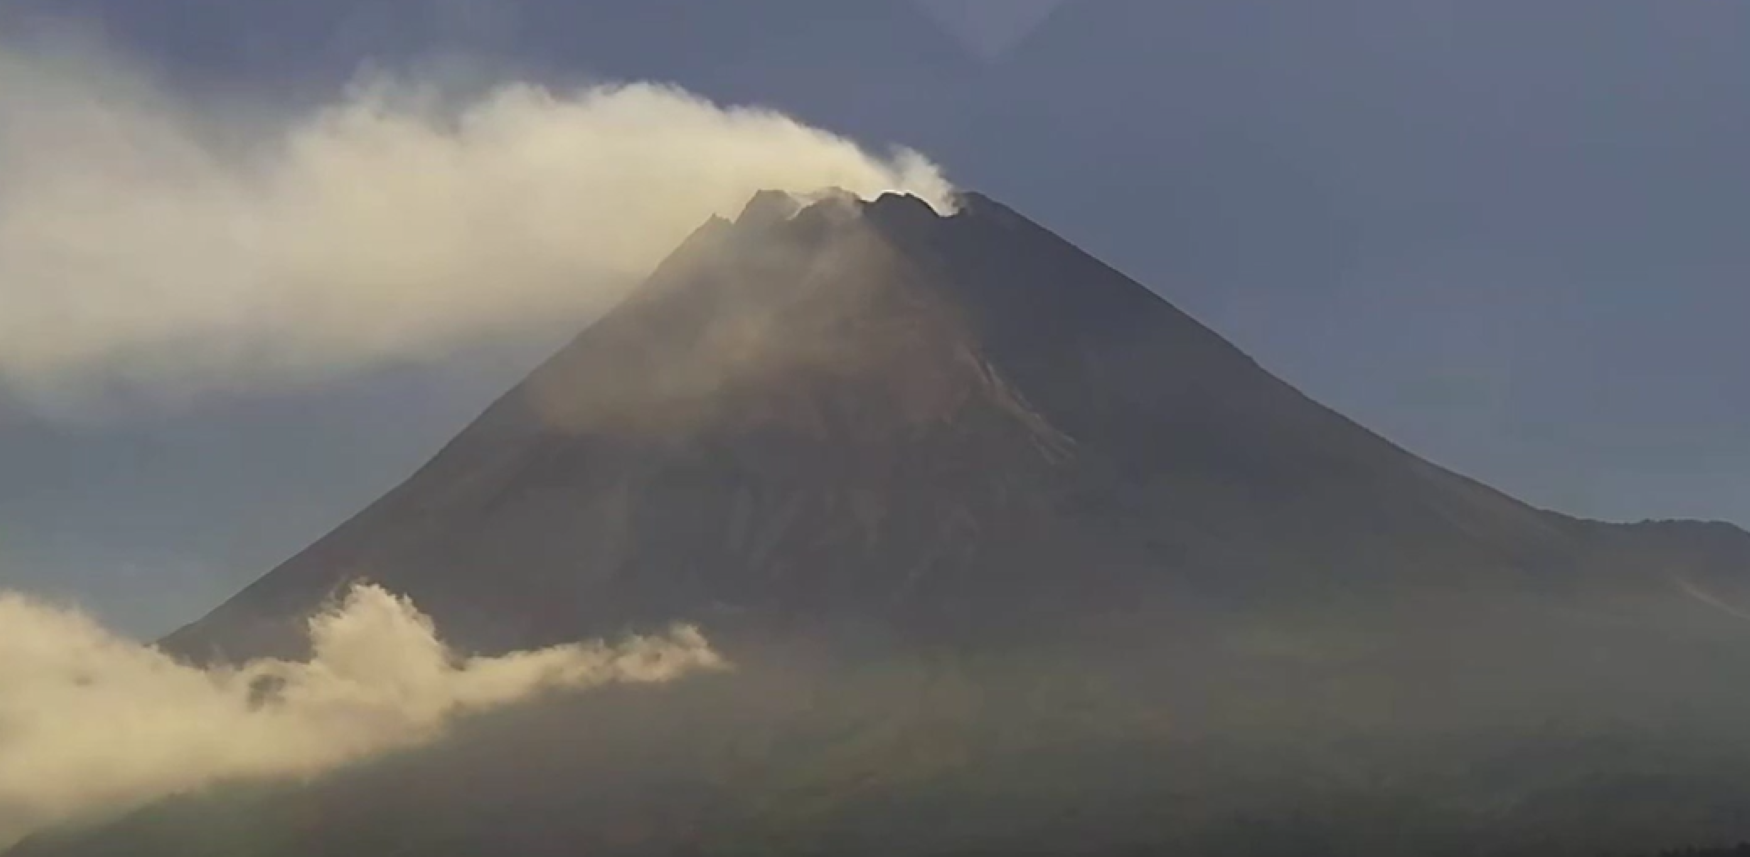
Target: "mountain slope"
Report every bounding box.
[939,0,1750,523]
[163,190,1745,666]
[20,189,1750,857]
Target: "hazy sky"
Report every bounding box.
[1,0,1746,636]
[914,0,1070,59]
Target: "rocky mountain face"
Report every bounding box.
[16,0,1750,643]
[37,190,1750,857]
[154,191,1545,659]
[163,189,1750,695]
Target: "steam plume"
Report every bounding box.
[0,35,954,408]
[0,583,725,847]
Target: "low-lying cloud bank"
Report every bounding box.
[0,583,725,847]
[0,33,954,409]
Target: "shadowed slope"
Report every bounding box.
[17,189,1750,857]
[161,191,1746,666]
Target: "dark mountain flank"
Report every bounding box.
[164,190,1750,668]
[54,190,1750,857]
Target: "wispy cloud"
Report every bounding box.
[0,583,725,847]
[0,32,953,411]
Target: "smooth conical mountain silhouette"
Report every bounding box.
[161,190,1750,666]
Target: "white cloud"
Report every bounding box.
[0,583,725,847]
[0,34,954,409]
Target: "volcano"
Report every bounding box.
[162,190,1750,665]
[21,190,1750,857]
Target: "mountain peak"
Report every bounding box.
[736,187,893,228]
[161,189,1643,665]
[734,189,807,227]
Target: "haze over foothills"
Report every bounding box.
[0,584,723,846]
